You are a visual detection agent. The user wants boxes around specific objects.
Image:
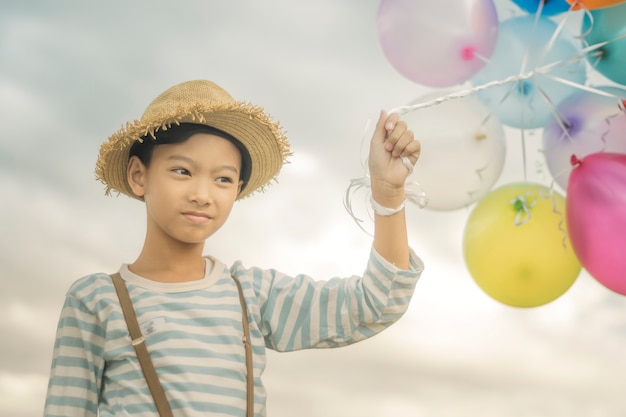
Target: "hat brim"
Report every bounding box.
[96,101,290,200]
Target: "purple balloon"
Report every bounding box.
[543,86,626,190]
[567,152,626,295]
[377,0,498,87]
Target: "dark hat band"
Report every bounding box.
[133,123,252,192]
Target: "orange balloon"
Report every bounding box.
[567,0,626,9]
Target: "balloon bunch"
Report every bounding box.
[375,0,626,307]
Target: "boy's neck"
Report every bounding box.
[129,241,207,283]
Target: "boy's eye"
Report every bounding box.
[217,176,234,183]
[172,168,190,176]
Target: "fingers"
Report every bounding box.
[383,112,419,159]
[372,110,422,173]
[372,110,392,144]
[402,139,421,164]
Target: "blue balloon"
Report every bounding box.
[511,0,571,16]
[472,16,586,129]
[582,2,626,86]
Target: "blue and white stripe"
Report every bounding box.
[45,247,423,417]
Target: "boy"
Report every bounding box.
[44,79,423,417]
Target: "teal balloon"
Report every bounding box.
[582,2,626,85]
[511,0,571,16]
[472,16,586,129]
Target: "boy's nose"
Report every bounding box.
[189,180,212,205]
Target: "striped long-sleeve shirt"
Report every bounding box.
[44,247,423,417]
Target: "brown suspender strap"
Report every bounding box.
[232,275,254,417]
[110,273,174,417]
[110,272,254,417]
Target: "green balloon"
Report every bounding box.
[583,2,626,85]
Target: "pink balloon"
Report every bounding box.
[567,152,626,295]
[377,0,498,87]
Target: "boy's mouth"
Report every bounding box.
[182,211,212,223]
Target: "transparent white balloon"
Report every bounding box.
[402,92,507,211]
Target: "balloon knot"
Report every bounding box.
[460,46,475,61]
[511,193,536,226]
[570,154,582,167]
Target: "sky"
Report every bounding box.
[1,1,626,416]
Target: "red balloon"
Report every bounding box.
[566,152,626,295]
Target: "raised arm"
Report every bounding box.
[368,110,421,270]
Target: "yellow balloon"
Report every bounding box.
[463,183,581,307]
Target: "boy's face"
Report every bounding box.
[128,132,244,246]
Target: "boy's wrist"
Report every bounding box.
[370,178,405,208]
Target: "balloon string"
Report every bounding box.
[581,31,626,54]
[520,118,528,182]
[472,51,490,65]
[546,165,572,189]
[537,83,570,131]
[387,72,536,115]
[541,185,569,250]
[599,108,625,152]
[518,11,538,76]
[358,118,372,173]
[343,176,374,236]
[541,72,621,98]
[552,195,569,251]
[388,66,552,117]
[467,161,490,203]
[574,5,594,39]
[534,1,575,69]
[534,0,545,21]
[522,0,572,74]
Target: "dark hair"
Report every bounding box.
[129,123,252,192]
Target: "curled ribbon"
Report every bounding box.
[511,193,537,226]
[344,172,428,235]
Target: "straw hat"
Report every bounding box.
[95,80,290,200]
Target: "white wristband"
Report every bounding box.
[370,196,406,216]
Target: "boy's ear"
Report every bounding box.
[127,156,147,197]
[237,179,244,196]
